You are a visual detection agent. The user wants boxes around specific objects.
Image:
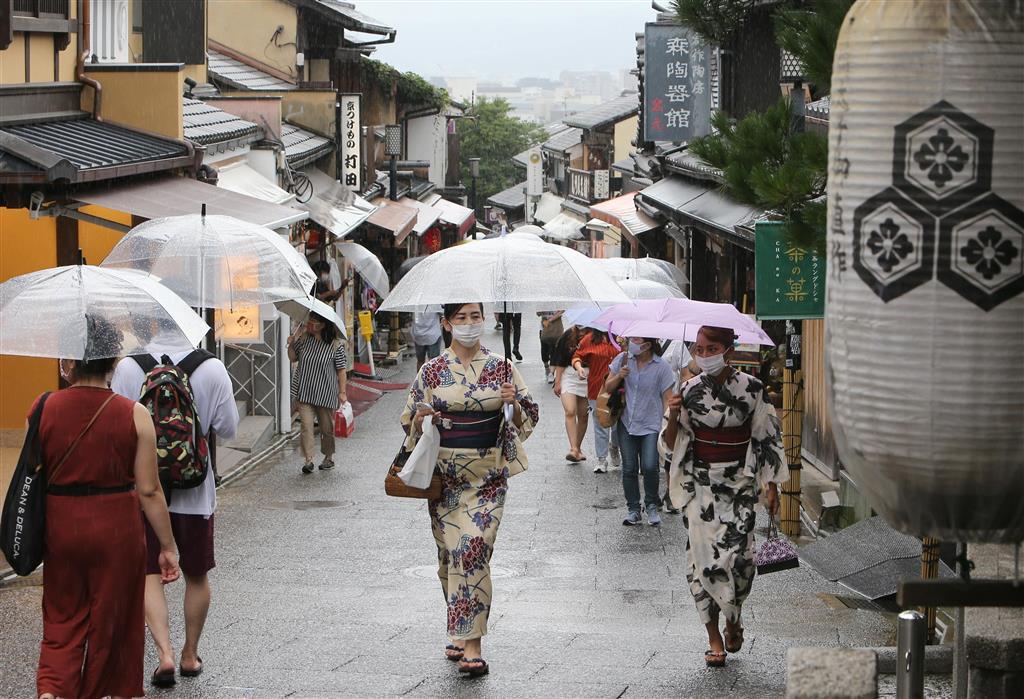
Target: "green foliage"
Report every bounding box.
[775,0,854,95]
[360,58,447,111]
[672,0,756,44]
[457,97,548,205]
[689,97,828,254]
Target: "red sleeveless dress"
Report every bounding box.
[35,386,145,699]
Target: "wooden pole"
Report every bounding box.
[780,320,804,537]
[920,537,941,643]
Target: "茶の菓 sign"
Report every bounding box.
[755,221,825,320]
[643,24,713,143]
[341,94,361,191]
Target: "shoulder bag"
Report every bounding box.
[595,384,625,429]
[1,393,115,576]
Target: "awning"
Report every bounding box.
[365,199,418,243]
[398,198,443,235]
[74,175,308,228]
[299,167,376,239]
[533,192,564,224]
[217,161,295,205]
[430,197,476,236]
[639,175,763,248]
[590,192,660,240]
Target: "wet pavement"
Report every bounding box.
[0,320,907,697]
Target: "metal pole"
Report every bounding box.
[897,610,926,699]
[471,176,478,222]
[953,542,969,699]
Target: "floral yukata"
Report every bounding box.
[401,347,538,640]
[662,369,786,625]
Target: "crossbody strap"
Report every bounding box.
[48,393,117,483]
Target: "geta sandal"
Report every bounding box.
[445,644,465,661]
[704,650,727,668]
[459,657,490,677]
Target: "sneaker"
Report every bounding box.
[495,322,503,331]
[319,457,335,471]
[301,462,315,475]
[546,371,555,384]
[646,503,662,526]
[593,459,608,474]
[608,444,622,469]
[622,510,642,526]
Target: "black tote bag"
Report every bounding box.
[0,393,50,576]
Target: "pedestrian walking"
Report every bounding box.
[551,324,589,463]
[537,310,564,383]
[288,312,348,474]
[111,345,239,687]
[35,321,180,699]
[401,302,539,678]
[412,309,444,369]
[604,338,675,526]
[571,328,622,473]
[497,310,523,361]
[662,326,786,667]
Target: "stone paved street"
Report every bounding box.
[0,321,897,698]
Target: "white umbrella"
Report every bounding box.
[563,279,684,328]
[378,232,630,312]
[0,265,209,360]
[540,214,585,241]
[337,241,390,296]
[101,211,315,310]
[596,257,684,292]
[274,295,347,338]
[645,257,689,288]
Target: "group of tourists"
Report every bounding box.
[401,302,787,676]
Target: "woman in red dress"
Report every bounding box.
[35,347,179,699]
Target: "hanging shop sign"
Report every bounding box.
[754,221,825,320]
[217,306,263,343]
[593,170,610,201]
[643,23,713,143]
[341,93,362,190]
[526,147,543,197]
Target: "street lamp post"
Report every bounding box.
[469,157,481,225]
[384,124,403,356]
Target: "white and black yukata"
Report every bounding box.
[662,369,786,625]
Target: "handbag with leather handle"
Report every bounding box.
[384,446,442,500]
[595,385,625,429]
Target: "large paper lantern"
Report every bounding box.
[826,1,1024,543]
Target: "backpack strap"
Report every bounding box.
[131,354,159,373]
[177,349,216,377]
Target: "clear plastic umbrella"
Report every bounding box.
[378,232,630,312]
[0,265,209,360]
[337,241,389,296]
[274,295,347,338]
[101,212,315,310]
[564,280,685,328]
[596,257,685,292]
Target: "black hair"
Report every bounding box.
[311,260,331,275]
[310,312,338,344]
[588,327,608,344]
[71,315,123,378]
[442,302,484,320]
[697,326,737,348]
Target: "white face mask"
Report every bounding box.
[450,322,484,348]
[695,352,728,376]
[627,341,648,357]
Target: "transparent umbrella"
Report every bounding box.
[378,231,630,312]
[274,295,347,338]
[337,241,389,296]
[595,257,685,292]
[101,211,315,310]
[0,265,209,360]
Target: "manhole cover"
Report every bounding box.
[264,500,354,510]
[401,564,519,580]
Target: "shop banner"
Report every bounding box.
[526,147,543,196]
[341,94,361,190]
[755,221,825,320]
[643,23,713,143]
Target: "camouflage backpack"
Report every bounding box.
[134,351,214,493]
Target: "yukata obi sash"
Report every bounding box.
[436,410,501,449]
[692,422,752,463]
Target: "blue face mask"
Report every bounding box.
[628,341,648,357]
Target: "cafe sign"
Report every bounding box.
[755,221,825,320]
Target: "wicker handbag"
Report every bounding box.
[595,385,625,429]
[384,446,442,500]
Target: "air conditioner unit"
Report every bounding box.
[90,0,129,63]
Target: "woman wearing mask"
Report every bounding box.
[571,328,622,473]
[662,326,785,668]
[604,337,675,526]
[550,324,589,463]
[401,303,538,678]
[288,312,348,474]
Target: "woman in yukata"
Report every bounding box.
[661,325,786,668]
[401,302,539,678]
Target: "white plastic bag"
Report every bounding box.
[398,415,440,489]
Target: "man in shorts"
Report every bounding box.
[111,347,239,686]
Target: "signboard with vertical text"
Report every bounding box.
[643,24,713,143]
[755,221,825,320]
[525,147,543,196]
[341,93,361,191]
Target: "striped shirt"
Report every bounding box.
[572,333,623,399]
[291,334,347,409]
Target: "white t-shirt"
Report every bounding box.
[411,311,442,346]
[663,340,693,378]
[111,350,240,517]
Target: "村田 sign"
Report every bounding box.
[755,221,825,320]
[643,24,713,143]
[340,94,361,190]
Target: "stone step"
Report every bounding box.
[235,400,248,419]
[214,445,248,480]
[221,415,274,453]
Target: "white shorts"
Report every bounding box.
[561,368,589,398]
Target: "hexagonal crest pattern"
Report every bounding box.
[853,188,935,302]
[893,100,993,217]
[938,193,1024,311]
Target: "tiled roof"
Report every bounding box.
[315,1,394,34]
[806,95,830,120]
[281,122,333,168]
[563,93,638,131]
[541,126,582,154]
[182,98,260,145]
[486,181,526,209]
[208,49,296,91]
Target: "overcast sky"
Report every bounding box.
[356,0,659,81]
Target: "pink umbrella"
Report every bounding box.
[595,298,775,346]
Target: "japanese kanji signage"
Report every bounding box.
[525,147,543,197]
[643,24,713,143]
[755,221,825,320]
[593,170,610,201]
[340,93,361,191]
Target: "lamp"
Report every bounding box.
[384,124,403,157]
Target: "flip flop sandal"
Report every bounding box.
[180,658,203,678]
[566,453,581,462]
[151,667,176,687]
[725,628,744,653]
[704,650,727,668]
[445,644,465,661]
[459,657,490,677]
